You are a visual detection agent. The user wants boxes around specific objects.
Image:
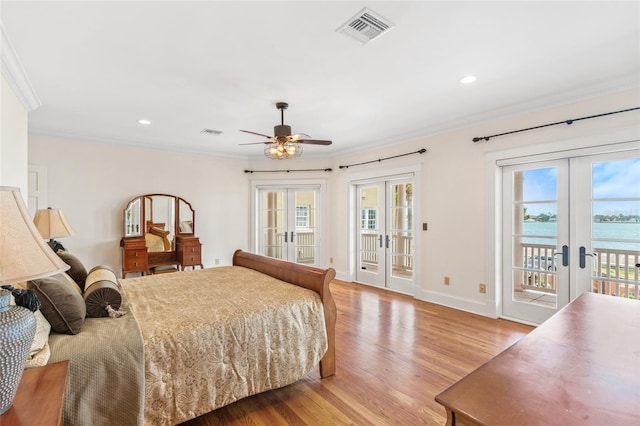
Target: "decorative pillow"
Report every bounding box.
[25,310,51,368]
[57,250,88,291]
[27,273,86,335]
[84,265,122,318]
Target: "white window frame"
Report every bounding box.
[361,208,377,230]
[296,204,310,228]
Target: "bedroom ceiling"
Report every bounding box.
[1,1,639,160]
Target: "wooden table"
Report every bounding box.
[0,361,69,426]
[435,293,640,425]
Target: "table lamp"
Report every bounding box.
[0,187,70,414]
[33,207,75,252]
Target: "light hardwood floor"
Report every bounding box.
[181,280,533,425]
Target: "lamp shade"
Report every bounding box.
[33,207,75,239]
[0,187,69,284]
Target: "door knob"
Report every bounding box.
[579,246,597,269]
[553,245,569,267]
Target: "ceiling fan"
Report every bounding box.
[240,102,332,159]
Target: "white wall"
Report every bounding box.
[328,88,640,316]
[0,74,29,193]
[28,88,640,317]
[29,135,250,274]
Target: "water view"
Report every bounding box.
[522,222,640,251]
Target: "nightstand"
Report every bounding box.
[0,360,69,426]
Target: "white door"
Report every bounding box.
[502,160,570,324]
[27,165,48,217]
[573,152,640,299]
[356,179,415,294]
[502,149,640,324]
[257,187,320,265]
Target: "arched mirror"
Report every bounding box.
[124,197,142,237]
[122,194,195,253]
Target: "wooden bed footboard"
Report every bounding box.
[232,249,337,378]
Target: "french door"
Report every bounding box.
[502,149,640,324]
[257,187,320,265]
[356,178,414,294]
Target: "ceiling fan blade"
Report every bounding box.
[297,139,332,146]
[240,129,273,139]
[238,141,269,146]
[291,133,312,140]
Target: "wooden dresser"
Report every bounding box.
[121,236,203,277]
[120,194,203,277]
[435,293,640,425]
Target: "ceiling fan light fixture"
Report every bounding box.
[264,142,302,160]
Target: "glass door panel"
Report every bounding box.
[502,162,569,324]
[294,191,316,264]
[261,191,286,260]
[387,182,414,293]
[257,187,321,265]
[356,184,385,287]
[575,154,640,299]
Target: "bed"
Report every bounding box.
[46,250,337,426]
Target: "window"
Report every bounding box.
[361,209,377,230]
[296,205,310,228]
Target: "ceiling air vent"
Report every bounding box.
[200,128,223,135]
[336,7,394,45]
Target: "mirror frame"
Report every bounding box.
[123,193,195,247]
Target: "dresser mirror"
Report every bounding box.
[177,198,195,235]
[124,197,142,237]
[144,195,176,252]
[121,194,202,277]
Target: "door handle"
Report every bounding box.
[554,245,569,267]
[284,232,287,243]
[579,246,597,269]
[378,235,383,248]
[290,231,295,242]
[385,235,390,249]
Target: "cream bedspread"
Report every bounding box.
[121,266,328,425]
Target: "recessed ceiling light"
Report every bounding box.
[459,75,477,84]
[137,119,151,125]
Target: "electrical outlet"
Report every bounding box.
[215,259,220,265]
[444,276,450,285]
[479,283,486,293]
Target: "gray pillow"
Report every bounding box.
[57,250,88,291]
[27,273,85,335]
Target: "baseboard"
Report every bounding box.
[419,289,498,318]
[334,270,352,282]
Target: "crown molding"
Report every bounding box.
[29,127,250,162]
[1,24,41,111]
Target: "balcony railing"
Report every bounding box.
[360,233,413,273]
[518,243,640,299]
[263,230,316,264]
[592,248,640,299]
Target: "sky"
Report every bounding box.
[520,157,640,216]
